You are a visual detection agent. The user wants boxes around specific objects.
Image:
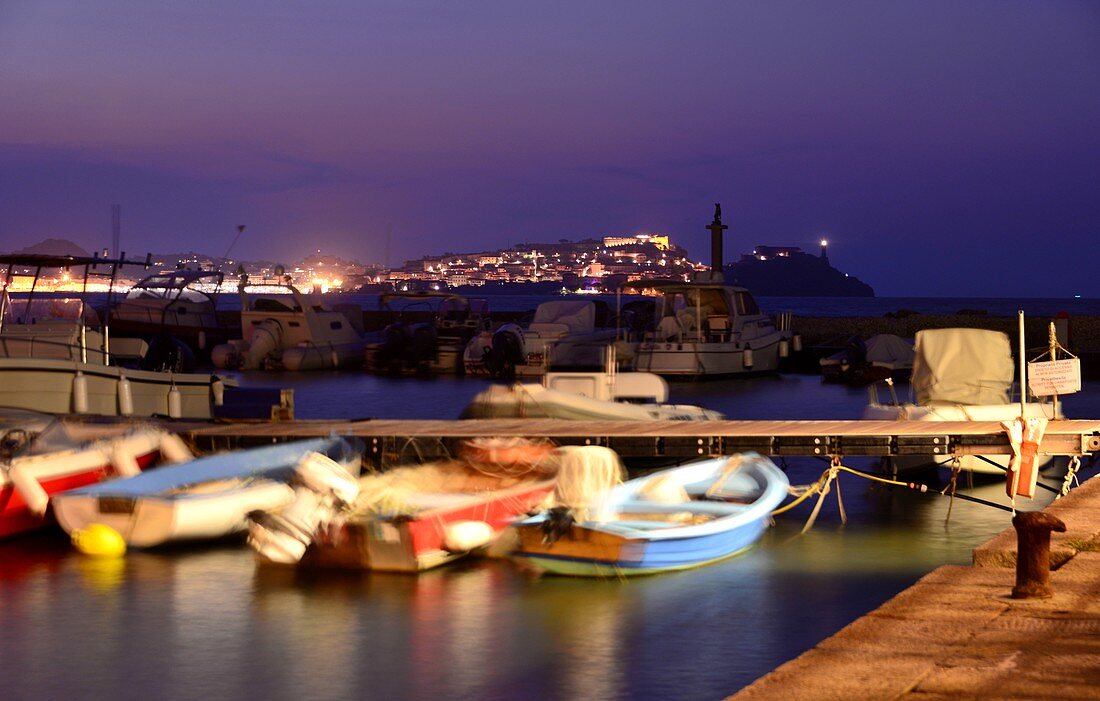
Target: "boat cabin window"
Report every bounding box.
[330,321,343,330]
[252,298,299,313]
[660,289,727,320]
[735,292,760,316]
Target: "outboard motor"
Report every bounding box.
[142,333,196,373]
[375,322,411,372]
[486,325,525,379]
[247,451,361,565]
[408,322,439,371]
[842,335,868,367]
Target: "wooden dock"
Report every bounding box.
[181,418,1100,468]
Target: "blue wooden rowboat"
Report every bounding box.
[52,437,360,547]
[511,452,789,576]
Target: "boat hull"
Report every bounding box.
[303,480,555,572]
[514,521,766,576]
[512,453,788,577]
[462,384,722,421]
[52,437,358,547]
[53,482,296,547]
[0,430,164,539]
[633,334,785,377]
[0,358,229,419]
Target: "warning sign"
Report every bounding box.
[1028,358,1081,396]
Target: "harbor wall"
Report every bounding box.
[729,472,1100,699]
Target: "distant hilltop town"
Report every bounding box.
[5,232,873,297]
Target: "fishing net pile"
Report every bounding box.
[350,437,558,518]
[549,445,626,522]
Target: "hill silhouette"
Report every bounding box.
[10,238,93,258]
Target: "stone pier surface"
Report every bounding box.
[730,474,1100,700]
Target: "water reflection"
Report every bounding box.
[2,375,1098,700]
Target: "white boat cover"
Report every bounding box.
[529,300,595,335]
[912,328,1014,406]
[865,334,915,368]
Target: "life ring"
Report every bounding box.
[459,437,556,471]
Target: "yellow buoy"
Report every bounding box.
[72,523,127,557]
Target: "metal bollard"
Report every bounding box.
[1011,511,1067,599]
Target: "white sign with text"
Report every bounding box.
[1028,358,1081,396]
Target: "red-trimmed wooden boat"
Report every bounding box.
[250,439,558,571]
[0,414,173,539]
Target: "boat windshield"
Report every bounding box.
[658,288,729,319]
[734,291,760,315]
[1,297,98,326]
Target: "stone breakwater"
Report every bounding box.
[793,314,1100,353]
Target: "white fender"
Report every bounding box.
[72,371,89,414]
[197,330,207,351]
[111,442,141,477]
[211,377,225,407]
[779,339,790,358]
[158,433,193,464]
[117,375,134,416]
[210,343,241,370]
[167,385,182,419]
[442,520,495,552]
[743,346,754,369]
[792,334,803,353]
[8,462,49,517]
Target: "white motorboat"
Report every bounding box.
[862,328,1063,474]
[0,254,237,419]
[627,276,791,378]
[462,346,724,420]
[211,272,367,370]
[52,437,361,547]
[109,269,228,352]
[466,299,618,378]
[626,205,792,379]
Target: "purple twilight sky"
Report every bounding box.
[1,1,1098,296]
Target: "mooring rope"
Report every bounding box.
[773,454,1020,532]
[1060,455,1082,498]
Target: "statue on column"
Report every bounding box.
[713,203,722,224]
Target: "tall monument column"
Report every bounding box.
[707,202,729,281]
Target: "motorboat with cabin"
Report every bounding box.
[628,276,791,378]
[210,270,367,371]
[627,205,792,378]
[0,254,239,419]
[365,292,491,375]
[108,268,228,354]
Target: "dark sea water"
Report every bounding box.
[3,373,1097,701]
[233,291,1100,318]
[2,295,1098,700]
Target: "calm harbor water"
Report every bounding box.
[3,373,1097,701]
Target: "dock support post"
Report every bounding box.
[1011,511,1066,599]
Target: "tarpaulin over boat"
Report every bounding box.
[865,334,915,369]
[912,328,1014,406]
[529,300,596,335]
